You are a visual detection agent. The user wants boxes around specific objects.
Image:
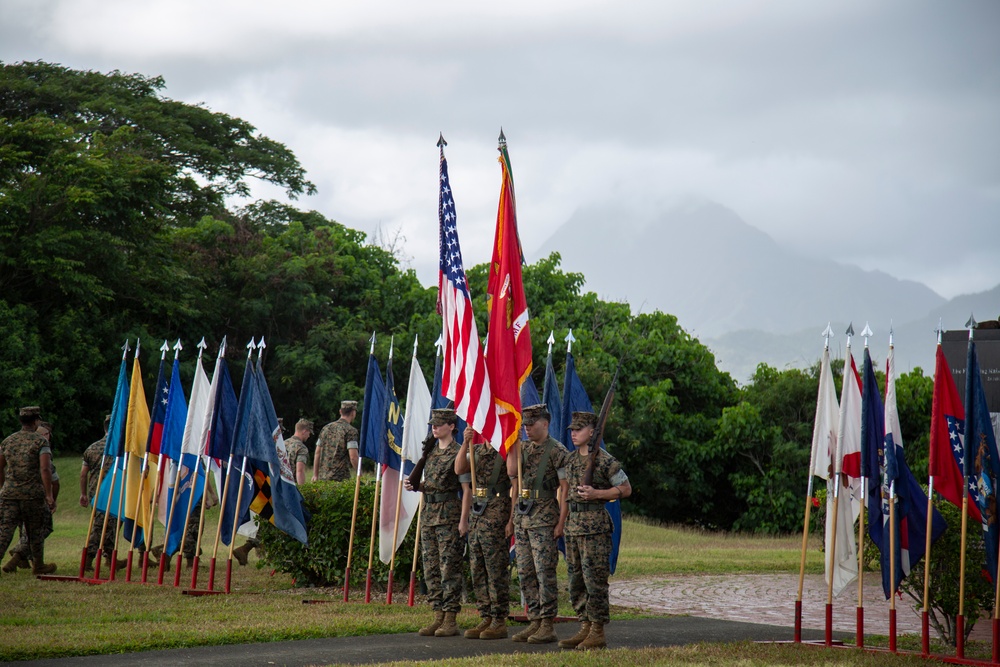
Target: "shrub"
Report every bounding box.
[257,478,416,587]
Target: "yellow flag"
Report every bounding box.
[123,356,157,538]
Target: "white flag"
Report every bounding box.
[826,350,862,597]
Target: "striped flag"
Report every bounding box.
[436,142,502,452]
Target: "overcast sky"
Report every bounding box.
[3,0,998,300]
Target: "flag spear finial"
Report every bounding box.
[861,322,873,348]
[546,331,555,357]
[159,340,169,360]
[935,318,944,345]
[967,313,977,340]
[437,133,447,148]
[369,331,376,356]
[412,334,419,356]
[246,338,256,360]
[821,322,834,350]
[498,128,506,148]
[257,337,267,362]
[845,322,854,349]
[135,338,141,358]
[565,328,576,354]
[121,339,131,360]
[197,337,207,359]
[173,338,183,360]
[218,335,227,359]
[389,335,395,361]
[434,334,443,357]
[889,321,894,348]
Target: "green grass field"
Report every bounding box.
[0,456,901,663]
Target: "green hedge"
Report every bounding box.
[257,478,416,587]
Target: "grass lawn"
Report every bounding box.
[0,456,865,662]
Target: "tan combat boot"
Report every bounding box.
[32,562,57,575]
[2,554,24,573]
[479,616,508,640]
[434,611,459,637]
[419,611,445,636]
[512,619,540,642]
[526,617,557,644]
[232,543,253,566]
[577,622,607,649]
[559,621,591,649]
[464,616,491,638]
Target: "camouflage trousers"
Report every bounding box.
[0,499,47,567]
[85,510,119,558]
[469,520,511,619]
[514,525,560,620]
[420,523,464,613]
[10,504,53,561]
[565,531,612,624]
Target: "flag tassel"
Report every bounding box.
[344,456,364,602]
[408,499,423,607]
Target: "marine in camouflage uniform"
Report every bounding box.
[0,407,57,575]
[457,427,513,639]
[8,421,58,568]
[404,409,465,638]
[559,411,632,651]
[508,404,571,644]
[313,401,359,482]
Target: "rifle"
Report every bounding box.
[582,354,626,487]
[405,433,437,490]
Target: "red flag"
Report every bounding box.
[485,133,532,457]
[929,345,980,522]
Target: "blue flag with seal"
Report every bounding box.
[222,360,259,547]
[561,350,624,574]
[543,351,563,441]
[208,356,241,545]
[966,339,1000,583]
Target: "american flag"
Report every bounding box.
[437,144,501,451]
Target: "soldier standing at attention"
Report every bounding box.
[558,411,631,650]
[5,421,59,571]
[507,404,571,644]
[283,419,313,485]
[456,425,514,640]
[0,406,57,575]
[312,401,359,482]
[403,409,465,638]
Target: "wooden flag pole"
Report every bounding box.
[190,456,214,589]
[158,461,184,585]
[173,459,201,587]
[825,475,840,647]
[108,451,132,581]
[80,455,109,578]
[387,465,405,604]
[922,476,934,656]
[143,458,165,583]
[94,455,122,581]
[856,479,866,647]
[889,483,897,653]
[126,450,152,582]
[958,495,969,658]
[795,484,814,643]
[343,456,364,602]
[365,464,383,603]
[408,498,423,607]
[208,454,236,591]
[225,455,250,594]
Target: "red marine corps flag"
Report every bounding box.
[486,130,532,458]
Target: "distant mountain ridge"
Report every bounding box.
[534,201,997,382]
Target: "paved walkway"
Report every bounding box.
[611,572,922,635]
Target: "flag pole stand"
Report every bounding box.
[78,548,88,580]
[409,500,423,607]
[225,559,233,594]
[795,487,814,643]
[344,457,364,602]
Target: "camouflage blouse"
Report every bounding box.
[564,446,628,537]
[513,436,571,530]
[283,436,310,468]
[420,439,462,527]
[0,430,51,500]
[315,419,359,481]
[462,443,512,531]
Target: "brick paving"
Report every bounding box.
[611,572,927,636]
